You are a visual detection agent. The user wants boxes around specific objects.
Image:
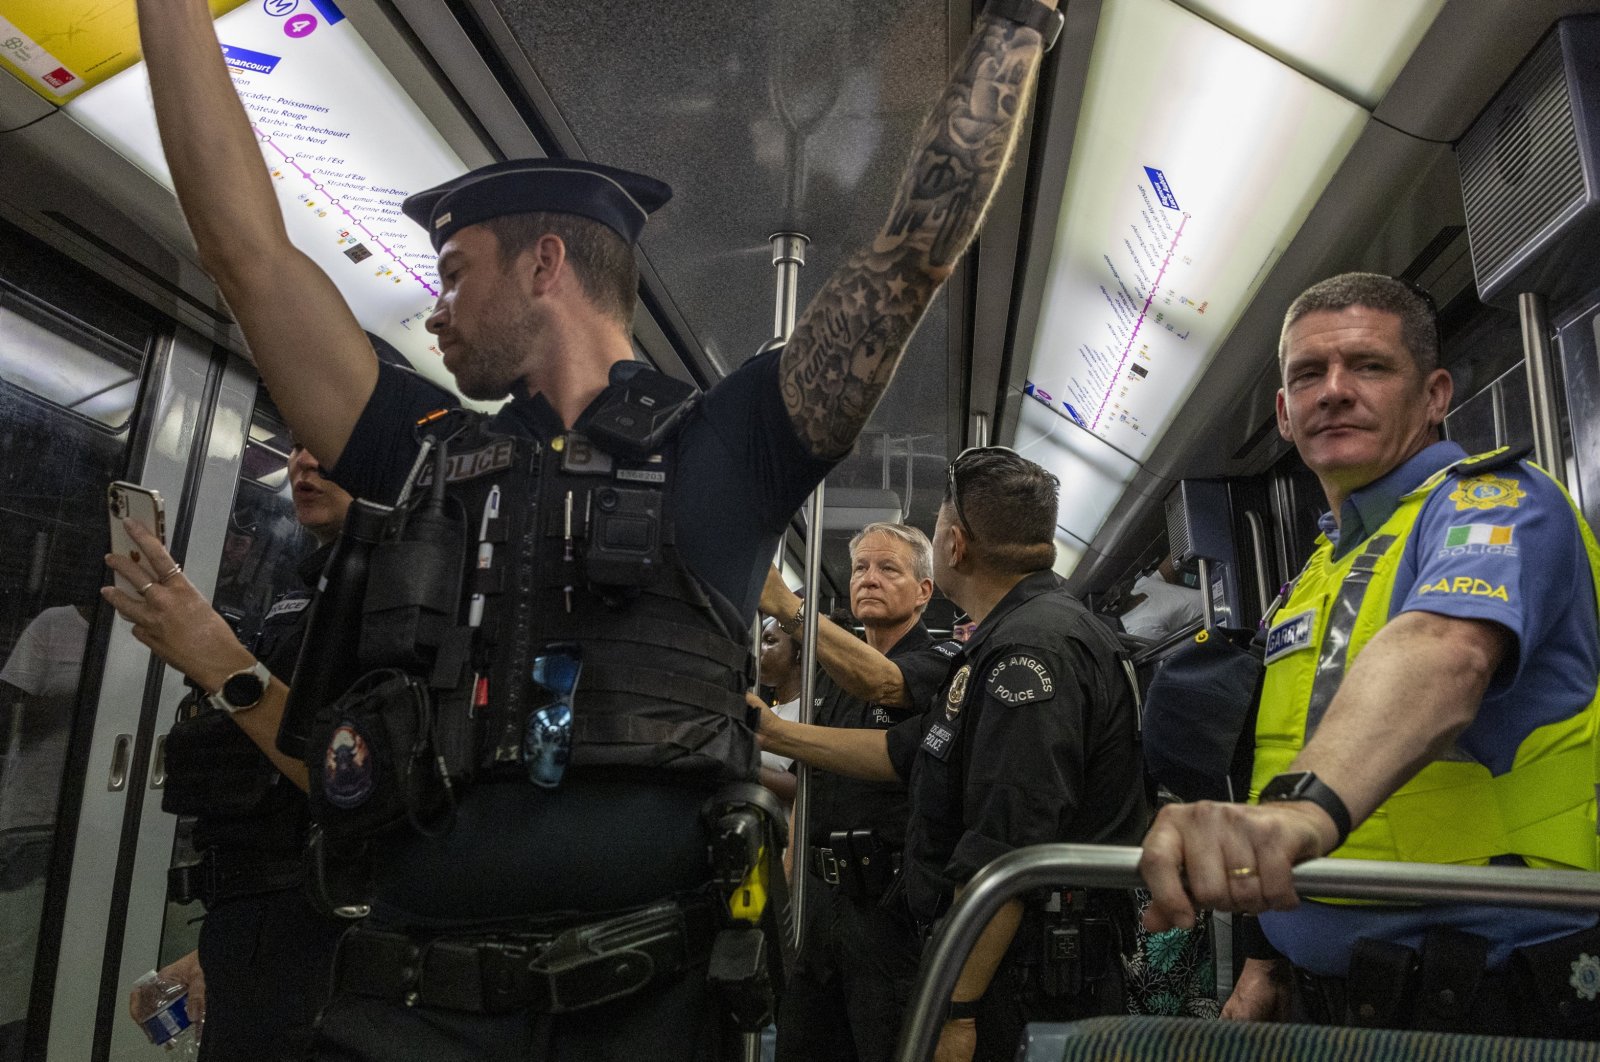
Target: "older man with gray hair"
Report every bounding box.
[761,523,959,1062]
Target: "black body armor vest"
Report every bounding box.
[305,368,757,840]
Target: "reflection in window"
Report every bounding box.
[0,281,146,1056]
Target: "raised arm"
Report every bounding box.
[135,0,377,466]
[780,6,1054,458]
[759,568,912,707]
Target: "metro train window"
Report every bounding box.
[0,281,149,1057]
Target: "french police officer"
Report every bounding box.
[1140,274,1600,1039]
[760,524,957,1062]
[120,0,1067,1058]
[761,449,1148,1062]
[118,445,351,1060]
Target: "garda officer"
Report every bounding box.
[761,450,1148,1062]
[122,0,1066,1057]
[759,525,958,1062]
[1140,273,1600,1039]
[137,445,351,1060]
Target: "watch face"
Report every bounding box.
[1260,771,1311,801]
[222,671,265,710]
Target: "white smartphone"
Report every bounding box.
[107,481,167,596]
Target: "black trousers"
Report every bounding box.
[774,875,922,1062]
[196,887,344,1062]
[311,959,723,1062]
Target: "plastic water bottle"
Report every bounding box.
[129,970,200,1058]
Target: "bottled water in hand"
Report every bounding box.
[129,969,200,1058]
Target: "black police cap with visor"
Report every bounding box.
[402,158,673,251]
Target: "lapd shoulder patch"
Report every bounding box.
[1449,473,1526,512]
[985,653,1055,706]
[264,595,311,621]
[932,640,962,658]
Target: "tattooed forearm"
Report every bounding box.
[781,15,1048,459]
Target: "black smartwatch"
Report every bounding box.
[984,0,1065,52]
[207,660,270,715]
[1257,771,1352,851]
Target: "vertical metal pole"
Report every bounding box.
[1520,292,1564,473]
[768,232,816,964]
[1197,558,1215,629]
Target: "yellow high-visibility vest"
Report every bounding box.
[1253,450,1600,872]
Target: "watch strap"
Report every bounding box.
[207,660,270,715]
[1259,772,1352,850]
[946,998,982,1021]
[983,0,1065,51]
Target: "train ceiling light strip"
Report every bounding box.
[1016,0,1397,572]
[1173,0,1448,111]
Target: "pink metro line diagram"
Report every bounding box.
[1089,210,1188,432]
[255,124,440,300]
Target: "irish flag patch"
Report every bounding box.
[1445,524,1514,547]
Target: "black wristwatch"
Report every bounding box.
[984,0,1065,52]
[207,660,270,715]
[1257,771,1352,851]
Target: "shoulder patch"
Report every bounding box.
[932,640,962,658]
[985,653,1055,706]
[1449,472,1526,512]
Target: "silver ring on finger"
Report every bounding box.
[137,580,155,595]
[158,563,183,583]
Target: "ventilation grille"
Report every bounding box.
[1457,22,1593,303]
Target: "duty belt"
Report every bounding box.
[167,848,304,908]
[806,840,901,900]
[335,899,717,1014]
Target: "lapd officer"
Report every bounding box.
[1139,274,1600,1039]
[119,444,351,1060]
[122,0,1065,1058]
[759,524,957,1062]
[762,450,1148,1062]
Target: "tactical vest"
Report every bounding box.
[309,367,757,835]
[1254,449,1600,872]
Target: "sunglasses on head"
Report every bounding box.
[944,445,1018,542]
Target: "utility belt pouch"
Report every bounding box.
[708,926,772,1031]
[1512,922,1600,1038]
[828,829,899,902]
[1344,936,1419,1028]
[305,669,451,846]
[161,709,278,818]
[1413,927,1488,1032]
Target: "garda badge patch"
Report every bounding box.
[986,654,1055,706]
[1571,953,1600,1002]
[323,722,376,810]
[1265,609,1316,665]
[944,664,972,722]
[1450,473,1526,511]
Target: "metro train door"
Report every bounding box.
[0,218,271,1062]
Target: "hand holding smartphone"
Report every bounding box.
[107,481,167,596]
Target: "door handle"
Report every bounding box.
[108,733,132,791]
[150,734,167,789]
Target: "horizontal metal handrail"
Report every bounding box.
[894,843,1600,1062]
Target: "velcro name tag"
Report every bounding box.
[265,596,310,621]
[1264,609,1316,665]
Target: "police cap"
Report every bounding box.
[403,159,672,251]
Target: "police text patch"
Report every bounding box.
[264,596,310,621]
[985,654,1054,706]
[920,720,957,761]
[1264,609,1315,665]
